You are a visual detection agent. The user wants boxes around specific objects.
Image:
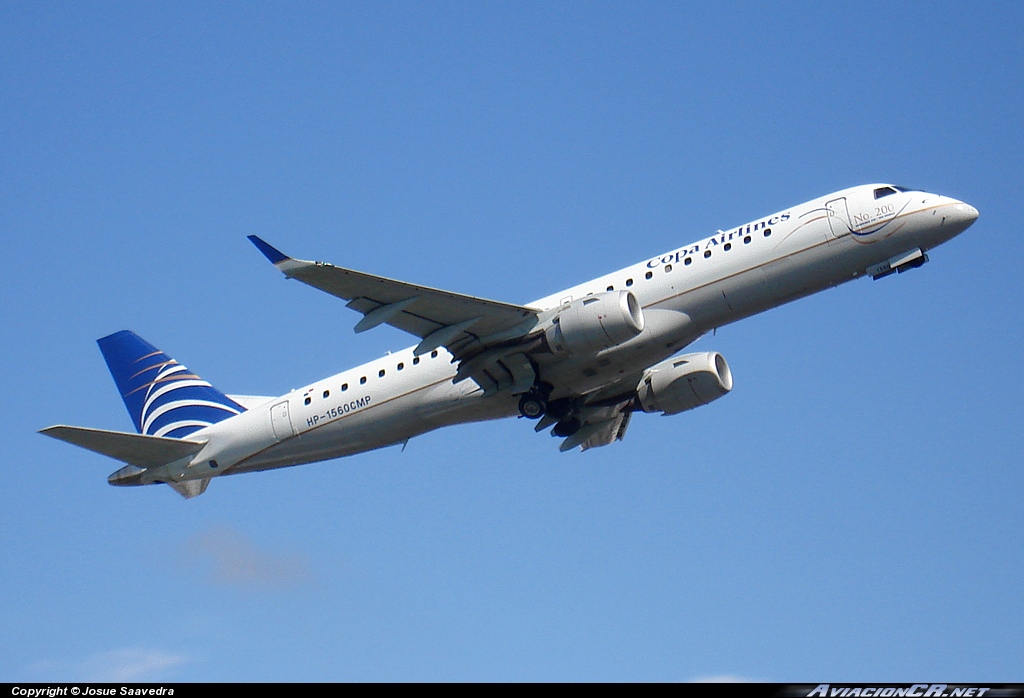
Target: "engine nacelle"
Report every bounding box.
[544,291,645,356]
[637,351,733,415]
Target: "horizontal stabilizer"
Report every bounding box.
[40,425,205,469]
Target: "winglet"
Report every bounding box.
[247,235,291,265]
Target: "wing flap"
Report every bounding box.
[579,410,633,451]
[40,425,205,469]
[550,401,634,452]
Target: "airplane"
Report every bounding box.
[40,184,979,498]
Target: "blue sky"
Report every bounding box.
[2,1,1022,682]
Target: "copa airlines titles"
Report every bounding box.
[646,212,791,268]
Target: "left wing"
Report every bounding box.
[248,236,541,362]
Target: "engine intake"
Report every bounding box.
[637,352,733,415]
[545,291,645,355]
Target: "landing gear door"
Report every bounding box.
[826,198,852,238]
[270,401,295,442]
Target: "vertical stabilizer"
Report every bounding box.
[96,330,245,439]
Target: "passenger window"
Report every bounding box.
[764,228,772,237]
[684,257,692,266]
[724,243,732,251]
[625,278,633,287]
[431,350,438,358]
[397,362,404,370]
[322,390,329,398]
[645,271,653,280]
[379,369,385,377]
[704,250,711,258]
[304,396,311,405]
[413,357,420,365]
[744,235,751,244]
[606,285,614,291]
[665,264,672,273]
[341,383,348,391]
[360,376,367,385]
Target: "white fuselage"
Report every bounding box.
[143,184,978,485]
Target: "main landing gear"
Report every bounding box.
[518,393,546,419]
[517,381,554,419]
[543,397,580,437]
[518,385,584,438]
[551,416,581,438]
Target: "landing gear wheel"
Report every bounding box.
[518,394,547,419]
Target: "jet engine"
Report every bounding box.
[544,291,645,355]
[636,352,733,415]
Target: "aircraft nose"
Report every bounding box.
[947,200,979,229]
[956,201,980,227]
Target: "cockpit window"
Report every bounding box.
[874,186,899,199]
[892,185,913,192]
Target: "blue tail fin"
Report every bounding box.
[97,331,245,439]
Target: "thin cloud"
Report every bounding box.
[80,649,189,682]
[26,649,188,682]
[182,525,312,590]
